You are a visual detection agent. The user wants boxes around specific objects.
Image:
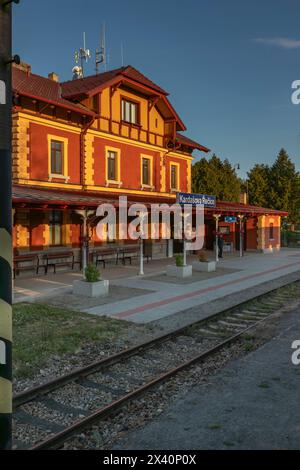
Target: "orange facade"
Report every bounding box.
[12,63,209,254]
[12,63,286,256]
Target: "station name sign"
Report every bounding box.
[177,192,216,208]
[225,216,237,223]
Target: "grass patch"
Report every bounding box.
[13,303,128,379]
[244,342,255,352]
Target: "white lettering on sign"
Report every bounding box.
[291,80,300,105]
[0,80,6,105]
[0,340,6,365]
[292,340,300,365]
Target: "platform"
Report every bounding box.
[13,249,300,325]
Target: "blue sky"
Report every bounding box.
[13,0,300,177]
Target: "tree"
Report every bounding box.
[247,164,270,207]
[219,158,241,201]
[192,154,241,201]
[247,149,300,224]
[269,149,295,213]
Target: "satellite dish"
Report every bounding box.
[72,66,83,80]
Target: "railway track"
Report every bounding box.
[13,281,300,450]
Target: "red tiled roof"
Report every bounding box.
[214,200,288,216]
[13,67,95,116]
[12,185,288,216]
[12,185,174,207]
[176,133,210,153]
[61,66,168,98]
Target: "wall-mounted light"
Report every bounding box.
[5,54,20,65]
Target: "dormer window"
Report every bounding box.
[122,99,139,125]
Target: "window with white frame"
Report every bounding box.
[142,157,151,186]
[122,99,139,125]
[107,150,118,181]
[170,164,179,190]
[51,140,64,175]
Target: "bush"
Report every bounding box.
[175,255,184,267]
[85,264,101,283]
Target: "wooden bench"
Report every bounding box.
[93,248,119,268]
[43,251,80,274]
[118,246,151,265]
[13,254,45,278]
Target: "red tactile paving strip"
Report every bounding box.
[113,261,300,319]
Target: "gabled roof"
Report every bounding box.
[61,65,186,131]
[176,133,210,153]
[61,66,168,98]
[13,66,95,117]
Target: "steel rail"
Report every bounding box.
[29,307,285,450]
[13,282,291,409]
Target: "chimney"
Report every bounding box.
[48,72,59,82]
[13,61,31,75]
[239,192,248,205]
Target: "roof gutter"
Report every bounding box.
[13,90,95,117]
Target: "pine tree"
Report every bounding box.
[247,164,270,207]
[269,149,294,209]
[192,154,241,201]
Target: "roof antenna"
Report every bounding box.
[96,23,107,74]
[73,32,91,79]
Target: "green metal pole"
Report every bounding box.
[0,0,13,450]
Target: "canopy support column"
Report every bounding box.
[213,214,221,262]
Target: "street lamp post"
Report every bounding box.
[139,212,145,276]
[0,0,17,450]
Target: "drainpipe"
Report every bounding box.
[78,114,99,271]
[80,114,99,188]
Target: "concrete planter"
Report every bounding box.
[166,265,192,278]
[262,248,273,254]
[192,261,216,272]
[73,279,109,298]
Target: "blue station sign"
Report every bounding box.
[224,216,237,223]
[177,192,216,208]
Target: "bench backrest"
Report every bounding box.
[44,251,74,259]
[94,249,117,256]
[121,247,139,254]
[14,254,38,262]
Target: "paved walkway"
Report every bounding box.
[113,304,300,450]
[83,249,300,323]
[14,249,300,324]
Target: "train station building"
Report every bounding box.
[11,62,287,267]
